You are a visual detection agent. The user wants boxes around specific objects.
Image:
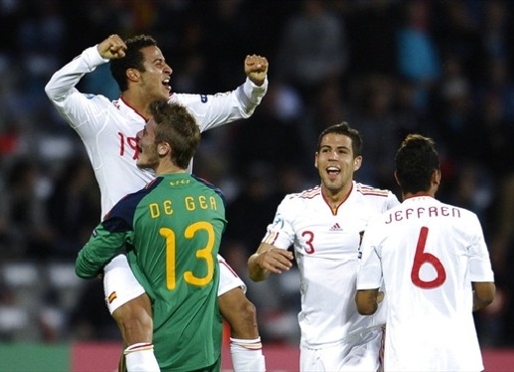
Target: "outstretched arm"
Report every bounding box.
[247,242,293,282]
[44,34,126,127]
[45,34,125,104]
[173,54,269,131]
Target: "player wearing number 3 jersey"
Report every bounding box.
[76,101,224,371]
[248,123,399,371]
[356,134,495,372]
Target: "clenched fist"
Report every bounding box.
[97,34,127,60]
[245,54,269,86]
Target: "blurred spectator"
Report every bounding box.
[275,0,347,104]
[46,156,100,261]
[0,158,53,260]
[396,0,441,111]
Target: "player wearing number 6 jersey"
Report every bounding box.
[46,34,267,371]
[76,101,224,371]
[356,134,495,372]
[248,123,399,371]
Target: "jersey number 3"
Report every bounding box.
[160,222,215,290]
[411,226,447,289]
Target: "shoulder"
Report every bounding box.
[439,201,480,223]
[277,185,321,214]
[81,92,114,106]
[355,182,392,197]
[192,175,226,204]
[282,185,321,203]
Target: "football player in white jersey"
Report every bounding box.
[45,34,267,371]
[356,134,495,371]
[248,122,399,371]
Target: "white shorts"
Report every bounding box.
[103,253,246,314]
[300,326,383,372]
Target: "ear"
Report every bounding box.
[353,156,362,172]
[157,142,170,156]
[394,170,400,186]
[432,169,441,193]
[432,169,441,186]
[314,152,319,169]
[127,68,140,82]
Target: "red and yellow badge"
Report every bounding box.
[108,291,117,304]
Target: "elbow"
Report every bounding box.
[44,81,56,100]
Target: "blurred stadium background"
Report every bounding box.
[1,0,514,370]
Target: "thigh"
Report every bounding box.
[103,254,145,314]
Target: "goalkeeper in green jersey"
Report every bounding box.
[76,100,225,372]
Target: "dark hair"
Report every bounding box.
[395,134,440,194]
[110,34,158,92]
[150,100,200,169]
[317,122,363,157]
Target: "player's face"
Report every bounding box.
[138,46,173,101]
[136,119,160,170]
[315,133,362,193]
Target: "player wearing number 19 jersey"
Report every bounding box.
[46,34,268,371]
[356,134,495,372]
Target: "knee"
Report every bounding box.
[221,291,258,326]
[237,298,257,322]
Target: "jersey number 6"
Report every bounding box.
[411,226,447,289]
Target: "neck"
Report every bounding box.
[321,182,352,206]
[403,191,435,201]
[121,91,151,120]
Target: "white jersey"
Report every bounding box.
[46,45,265,311]
[262,181,399,349]
[45,45,268,217]
[356,196,494,371]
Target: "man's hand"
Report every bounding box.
[253,247,293,275]
[245,54,269,86]
[97,34,127,60]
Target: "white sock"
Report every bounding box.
[124,343,160,372]
[230,337,266,372]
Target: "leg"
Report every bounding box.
[218,287,259,340]
[104,254,160,372]
[218,255,266,371]
[111,293,153,345]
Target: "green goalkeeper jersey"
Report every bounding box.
[76,173,226,372]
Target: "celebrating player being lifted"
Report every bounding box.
[248,122,399,371]
[46,34,268,371]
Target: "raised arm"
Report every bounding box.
[173,54,269,132]
[247,242,293,282]
[44,35,126,124]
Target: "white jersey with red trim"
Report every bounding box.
[262,181,399,348]
[45,45,268,217]
[356,196,494,371]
